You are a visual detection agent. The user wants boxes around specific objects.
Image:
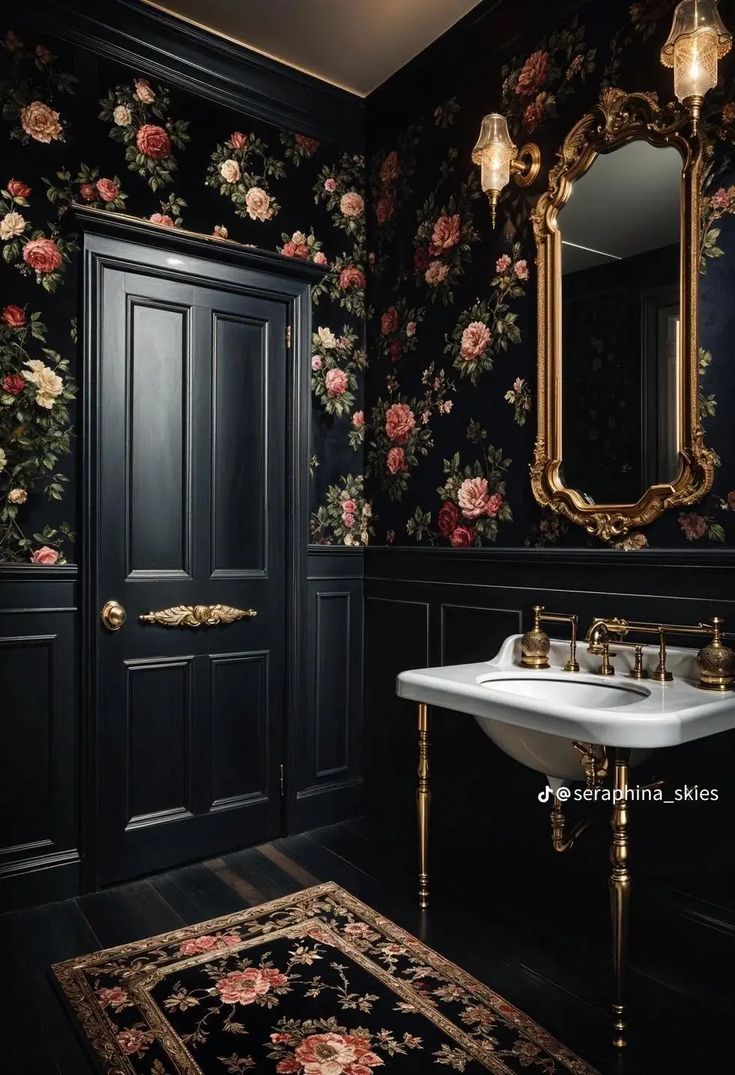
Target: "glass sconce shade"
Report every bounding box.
[472,113,516,195]
[661,0,732,101]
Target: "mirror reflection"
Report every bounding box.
[560,141,682,504]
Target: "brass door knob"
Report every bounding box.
[101,599,127,631]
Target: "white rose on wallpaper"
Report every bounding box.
[23,360,64,409]
[244,186,274,221]
[0,211,26,239]
[134,78,156,103]
[20,100,63,143]
[0,448,7,471]
[340,191,364,218]
[219,158,241,183]
[8,488,27,505]
[112,104,132,126]
[317,326,338,349]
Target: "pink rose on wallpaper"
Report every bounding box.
[405,321,416,337]
[313,251,328,265]
[679,513,707,540]
[2,373,25,395]
[338,266,365,290]
[458,477,493,518]
[7,178,31,198]
[216,967,287,1005]
[295,133,319,153]
[352,410,364,428]
[213,224,228,239]
[496,254,512,273]
[438,501,460,537]
[136,124,171,159]
[324,368,348,397]
[515,49,550,97]
[485,492,504,517]
[1,305,26,328]
[282,238,309,257]
[375,193,394,225]
[379,150,400,185]
[341,498,356,517]
[134,78,156,103]
[340,191,364,218]
[324,177,337,192]
[228,131,247,149]
[460,321,491,361]
[79,182,97,202]
[429,213,460,253]
[380,306,399,335]
[514,259,529,280]
[149,213,174,227]
[425,260,449,286]
[30,546,59,565]
[386,446,406,474]
[384,402,415,444]
[450,524,476,547]
[311,355,323,371]
[23,238,62,274]
[96,178,119,202]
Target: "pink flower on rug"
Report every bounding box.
[294,1031,384,1074]
[178,931,240,956]
[216,966,288,1005]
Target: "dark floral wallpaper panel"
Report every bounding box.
[365,0,735,549]
[0,23,369,562]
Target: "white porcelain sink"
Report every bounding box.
[397,634,735,780]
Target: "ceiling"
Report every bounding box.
[142,0,484,95]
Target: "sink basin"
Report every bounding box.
[397,634,735,780]
[480,676,649,708]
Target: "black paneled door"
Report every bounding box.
[94,264,288,884]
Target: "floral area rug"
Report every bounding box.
[53,882,598,1075]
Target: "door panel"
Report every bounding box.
[95,260,287,884]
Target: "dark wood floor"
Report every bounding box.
[1,818,732,1075]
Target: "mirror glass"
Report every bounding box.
[559,141,682,504]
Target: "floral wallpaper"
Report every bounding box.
[365,0,735,549]
[0,23,368,562]
[3,2,735,562]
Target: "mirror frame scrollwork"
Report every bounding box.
[530,88,715,542]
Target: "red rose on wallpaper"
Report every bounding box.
[386,446,406,474]
[384,402,415,444]
[375,193,394,225]
[229,131,247,149]
[95,178,119,202]
[450,524,476,547]
[281,238,310,258]
[7,178,31,198]
[79,182,97,202]
[136,123,171,159]
[2,374,26,395]
[515,49,550,97]
[295,133,319,153]
[429,213,460,253]
[381,306,398,335]
[379,150,400,185]
[438,501,460,537]
[338,265,365,290]
[414,246,430,274]
[22,238,63,274]
[1,305,26,328]
[389,337,401,363]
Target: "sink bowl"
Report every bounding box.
[479,676,649,708]
[397,634,735,781]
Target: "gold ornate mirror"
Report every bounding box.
[531,88,715,542]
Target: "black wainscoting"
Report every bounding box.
[0,566,80,910]
[363,545,735,948]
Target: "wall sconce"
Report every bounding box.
[471,113,541,228]
[661,0,731,129]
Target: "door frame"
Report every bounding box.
[76,206,325,890]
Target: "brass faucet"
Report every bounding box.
[584,616,735,689]
[521,605,580,672]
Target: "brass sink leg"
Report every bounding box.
[417,703,431,909]
[609,747,631,1049]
